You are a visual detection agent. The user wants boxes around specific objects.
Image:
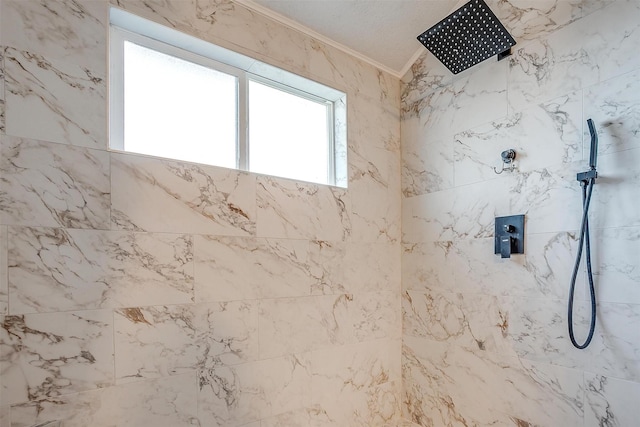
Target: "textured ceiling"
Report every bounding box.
[243,0,459,76]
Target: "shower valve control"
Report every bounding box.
[495,215,525,259]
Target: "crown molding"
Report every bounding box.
[231,0,404,78]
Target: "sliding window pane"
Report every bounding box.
[123,41,238,168]
[248,80,330,185]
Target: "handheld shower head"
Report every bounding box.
[587,118,598,170]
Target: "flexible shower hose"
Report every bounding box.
[567,177,597,349]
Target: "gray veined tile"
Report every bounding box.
[401,115,454,198]
[8,227,194,314]
[451,233,578,300]
[589,147,640,230]
[508,0,640,110]
[585,373,640,427]
[114,305,199,384]
[197,354,311,426]
[109,0,198,33]
[401,52,452,119]
[0,227,7,315]
[591,227,640,305]
[588,301,640,382]
[4,47,106,148]
[454,91,582,186]
[0,135,111,229]
[584,69,640,156]
[0,310,114,404]
[402,337,584,427]
[111,152,256,235]
[8,387,117,427]
[310,340,400,427]
[115,373,199,427]
[194,235,313,302]
[0,48,5,135]
[256,176,351,241]
[114,300,259,385]
[0,0,108,71]
[488,0,583,42]
[402,241,455,293]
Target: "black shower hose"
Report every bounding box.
[567,177,597,349]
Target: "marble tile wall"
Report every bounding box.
[401,0,640,425]
[0,1,402,426]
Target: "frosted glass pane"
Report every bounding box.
[249,80,329,185]
[124,41,237,169]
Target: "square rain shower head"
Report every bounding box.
[417,0,516,74]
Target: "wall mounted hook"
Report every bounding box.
[494,149,516,174]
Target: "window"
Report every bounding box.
[109,8,347,187]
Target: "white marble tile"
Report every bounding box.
[116,373,199,427]
[194,235,312,302]
[401,116,454,197]
[350,291,401,343]
[585,373,640,427]
[0,403,8,427]
[259,405,332,427]
[584,69,640,156]
[451,233,578,300]
[508,0,640,110]
[307,240,348,296]
[580,0,617,17]
[501,295,591,370]
[454,91,582,186]
[259,293,399,360]
[0,48,5,134]
[403,288,516,357]
[415,59,508,142]
[310,340,400,427]
[4,47,106,148]
[402,241,455,293]
[402,339,515,427]
[111,153,256,235]
[8,227,194,314]
[589,147,640,230]
[588,301,640,382]
[0,310,114,404]
[0,227,7,315]
[0,0,108,71]
[258,296,337,359]
[114,305,199,384]
[340,242,401,295]
[404,163,584,244]
[401,52,452,119]
[197,354,311,426]
[111,0,197,32]
[591,226,640,305]
[9,372,200,427]
[308,241,400,297]
[0,135,110,229]
[256,176,351,241]
[350,92,400,155]
[488,0,582,42]
[9,387,117,427]
[403,337,584,426]
[350,173,400,243]
[401,189,457,243]
[194,300,259,367]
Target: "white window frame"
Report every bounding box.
[109,7,346,187]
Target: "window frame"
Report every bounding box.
[109,7,346,187]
